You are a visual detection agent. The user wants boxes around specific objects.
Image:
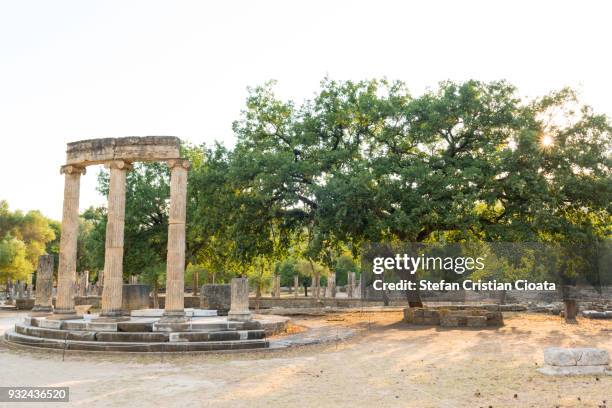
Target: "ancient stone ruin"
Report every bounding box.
[4,137,289,352]
[403,305,504,327]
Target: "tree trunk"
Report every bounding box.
[564,299,578,322]
[304,284,308,297]
[562,285,577,322]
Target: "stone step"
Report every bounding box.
[15,324,96,341]
[14,324,265,343]
[4,331,268,352]
[170,330,265,342]
[130,308,218,318]
[189,321,244,331]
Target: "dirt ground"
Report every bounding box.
[0,310,611,408]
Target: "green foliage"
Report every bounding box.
[0,236,31,282]
[232,78,610,250]
[0,200,56,282]
[275,257,298,286]
[334,254,359,286]
[73,78,610,288]
[96,162,171,279]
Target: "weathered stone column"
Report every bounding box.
[293,275,299,298]
[228,277,251,321]
[162,159,190,322]
[273,275,280,298]
[327,272,336,298]
[100,160,131,319]
[53,164,85,317]
[347,272,355,298]
[16,280,25,299]
[97,270,104,295]
[32,255,54,313]
[77,270,88,297]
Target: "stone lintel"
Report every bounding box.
[66,136,181,166]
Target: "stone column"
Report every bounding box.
[100,160,131,319]
[33,255,54,313]
[53,164,85,317]
[273,275,280,298]
[77,271,88,297]
[97,270,104,295]
[347,272,355,298]
[314,273,321,299]
[293,275,299,298]
[162,159,190,322]
[228,277,251,321]
[327,272,336,298]
[16,280,25,299]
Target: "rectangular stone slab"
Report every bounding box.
[544,347,610,366]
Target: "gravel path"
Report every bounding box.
[1,310,611,408]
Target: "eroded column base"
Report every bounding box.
[95,310,130,322]
[48,310,79,320]
[160,310,187,322]
[156,311,189,332]
[228,311,252,322]
[30,306,53,317]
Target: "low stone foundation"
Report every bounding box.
[15,298,35,310]
[3,311,291,353]
[403,306,503,327]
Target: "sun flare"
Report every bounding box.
[541,134,554,147]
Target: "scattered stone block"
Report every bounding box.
[440,315,460,327]
[422,316,440,325]
[485,311,504,326]
[576,348,610,366]
[466,316,487,328]
[201,284,231,314]
[131,308,164,317]
[228,278,252,322]
[36,318,63,330]
[122,284,150,311]
[540,347,611,376]
[15,298,35,310]
[582,310,611,319]
[544,347,609,366]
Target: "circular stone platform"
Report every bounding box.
[3,309,290,353]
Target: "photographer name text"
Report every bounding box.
[373,279,556,291]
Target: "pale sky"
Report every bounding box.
[1,0,610,221]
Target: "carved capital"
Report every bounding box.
[167,158,190,171]
[104,160,133,171]
[60,165,86,175]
